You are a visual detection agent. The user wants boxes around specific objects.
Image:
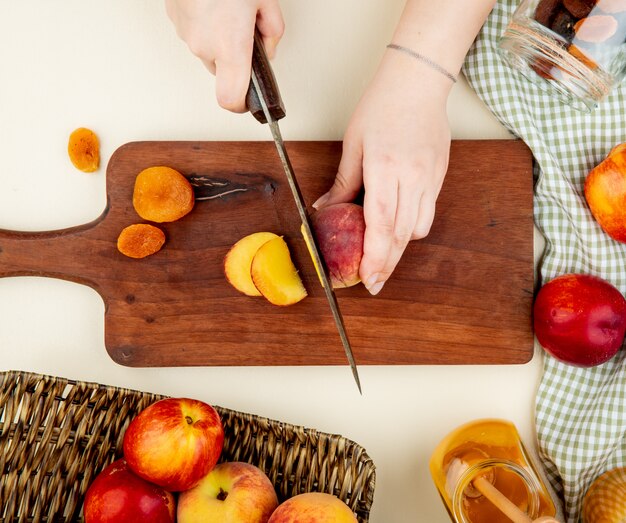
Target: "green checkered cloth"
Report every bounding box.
[462,2,626,522]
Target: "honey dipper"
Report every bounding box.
[446,454,561,523]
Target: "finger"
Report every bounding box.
[412,193,436,240]
[257,1,285,59]
[214,19,256,112]
[202,58,217,75]
[359,172,399,295]
[378,181,421,283]
[164,0,177,25]
[313,138,363,209]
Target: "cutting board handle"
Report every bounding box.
[0,215,104,289]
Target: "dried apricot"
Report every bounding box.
[598,0,626,13]
[564,0,597,18]
[552,9,578,41]
[133,166,195,223]
[535,0,562,27]
[574,14,618,42]
[568,43,599,68]
[117,223,166,259]
[68,127,99,172]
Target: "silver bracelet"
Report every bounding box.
[387,44,457,84]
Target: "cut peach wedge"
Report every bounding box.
[224,232,279,296]
[251,236,307,306]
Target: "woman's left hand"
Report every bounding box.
[314,48,452,295]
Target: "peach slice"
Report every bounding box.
[251,236,307,306]
[133,166,195,223]
[68,127,100,172]
[224,232,279,296]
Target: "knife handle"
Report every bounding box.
[246,29,286,124]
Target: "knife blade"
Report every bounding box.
[245,30,362,394]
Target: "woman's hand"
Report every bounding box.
[165,0,284,112]
[314,49,452,295]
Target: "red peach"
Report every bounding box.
[123,398,224,492]
[83,459,175,523]
[533,273,626,366]
[311,203,365,288]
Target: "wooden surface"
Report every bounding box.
[0,141,534,367]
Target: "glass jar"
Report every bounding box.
[498,0,626,111]
[582,467,626,522]
[430,419,557,523]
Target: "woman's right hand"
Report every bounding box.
[165,0,284,112]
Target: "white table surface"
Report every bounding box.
[0,2,547,521]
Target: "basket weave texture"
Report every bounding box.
[0,370,375,522]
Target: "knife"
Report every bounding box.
[245,30,362,394]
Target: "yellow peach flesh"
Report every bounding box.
[251,237,307,306]
[224,232,279,296]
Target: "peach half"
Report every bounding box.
[224,232,279,296]
[251,236,307,306]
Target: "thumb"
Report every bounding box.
[313,140,363,209]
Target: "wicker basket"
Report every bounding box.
[0,370,375,522]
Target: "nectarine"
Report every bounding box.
[224,232,279,296]
[310,203,365,288]
[251,236,307,306]
[268,492,358,523]
[585,143,626,243]
[534,273,626,366]
[83,459,175,523]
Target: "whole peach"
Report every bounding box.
[178,461,278,523]
[123,398,224,492]
[533,273,626,366]
[311,203,365,288]
[83,459,175,523]
[585,142,626,243]
[267,492,358,523]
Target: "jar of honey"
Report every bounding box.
[498,0,626,111]
[430,419,557,522]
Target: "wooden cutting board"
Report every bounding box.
[0,141,534,366]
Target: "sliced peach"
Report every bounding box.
[251,236,307,306]
[224,232,279,296]
[68,127,100,172]
[133,166,195,223]
[117,223,166,259]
